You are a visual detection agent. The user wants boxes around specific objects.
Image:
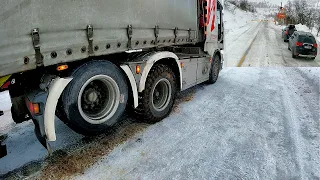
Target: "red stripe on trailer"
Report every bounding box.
[211,0,217,32]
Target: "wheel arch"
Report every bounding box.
[138,51,182,93]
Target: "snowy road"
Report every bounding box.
[77,68,319,180]
[240,22,320,67]
[2,67,318,179]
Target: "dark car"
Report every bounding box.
[282,24,297,42]
[288,31,318,59]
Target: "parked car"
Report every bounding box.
[282,24,297,42]
[288,31,318,59]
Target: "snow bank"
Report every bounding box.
[0,91,11,112]
[0,91,13,135]
[224,3,256,34]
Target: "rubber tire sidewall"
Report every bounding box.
[208,54,221,84]
[60,60,128,136]
[140,64,176,123]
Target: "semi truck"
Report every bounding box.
[0,0,224,157]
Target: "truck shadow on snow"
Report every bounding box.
[0,85,201,180]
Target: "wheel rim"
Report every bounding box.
[78,75,120,124]
[151,78,172,112]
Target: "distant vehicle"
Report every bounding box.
[282,24,297,42]
[288,31,318,59]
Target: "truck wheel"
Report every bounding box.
[11,96,29,124]
[136,64,176,123]
[58,61,128,136]
[208,54,221,84]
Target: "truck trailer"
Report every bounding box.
[0,0,224,157]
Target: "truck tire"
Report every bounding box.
[135,64,176,123]
[58,61,128,136]
[11,96,29,124]
[208,54,221,84]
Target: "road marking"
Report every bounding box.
[237,31,259,67]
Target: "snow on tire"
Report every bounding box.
[208,54,221,84]
[135,64,176,123]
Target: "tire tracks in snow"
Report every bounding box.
[278,68,320,179]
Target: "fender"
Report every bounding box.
[138,51,182,93]
[44,77,72,141]
[120,65,139,108]
[213,49,223,69]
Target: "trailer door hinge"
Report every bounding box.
[87,25,94,55]
[188,28,192,42]
[31,28,43,67]
[127,25,133,49]
[174,27,178,43]
[154,25,159,45]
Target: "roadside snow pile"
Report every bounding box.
[0,91,11,111]
[295,24,320,42]
[0,91,13,134]
[224,2,256,34]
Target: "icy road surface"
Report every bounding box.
[0,68,319,179]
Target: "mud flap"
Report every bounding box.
[0,111,7,158]
[0,134,7,158]
[26,90,53,154]
[0,143,7,158]
[25,77,72,154]
[32,119,52,155]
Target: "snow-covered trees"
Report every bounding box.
[285,0,318,31]
[226,0,256,13]
[315,11,320,36]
